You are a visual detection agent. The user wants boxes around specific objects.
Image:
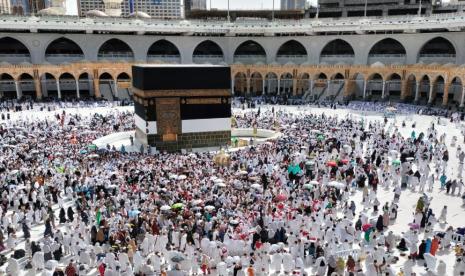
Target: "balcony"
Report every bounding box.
[276,55,308,65]
[147,55,180,63]
[97,53,134,61]
[418,54,456,64]
[0,54,31,64]
[368,54,406,65]
[193,55,224,64]
[320,55,354,65]
[234,55,267,65]
[0,81,15,91]
[45,54,84,64]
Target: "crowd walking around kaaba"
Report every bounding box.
[0,100,464,275]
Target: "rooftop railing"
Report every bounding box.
[1,12,465,35]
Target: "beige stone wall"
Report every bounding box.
[1,62,465,105]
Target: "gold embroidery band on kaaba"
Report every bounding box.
[133,88,231,98]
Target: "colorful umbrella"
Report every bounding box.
[276,194,287,201]
[172,203,184,210]
[87,144,97,151]
[287,164,302,175]
[341,159,349,164]
[362,224,373,232]
[326,161,337,167]
[327,181,345,189]
[392,159,401,166]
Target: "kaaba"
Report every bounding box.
[132,64,232,152]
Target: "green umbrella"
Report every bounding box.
[87,144,97,151]
[80,149,88,154]
[392,159,401,166]
[317,134,325,141]
[172,203,184,210]
[231,137,239,143]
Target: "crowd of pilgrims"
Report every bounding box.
[0,103,464,276]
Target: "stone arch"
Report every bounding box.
[431,75,445,105]
[279,72,293,95]
[41,73,58,99]
[117,72,131,80]
[368,38,406,65]
[264,72,279,95]
[98,38,134,61]
[418,75,431,105]
[98,72,117,100]
[99,72,114,80]
[234,40,267,64]
[18,73,35,99]
[316,73,328,80]
[331,73,345,80]
[385,73,402,101]
[59,73,77,99]
[0,37,31,64]
[448,76,463,106]
[193,40,225,64]
[147,39,180,63]
[78,72,92,99]
[404,74,417,103]
[366,73,384,100]
[250,72,263,97]
[297,73,310,95]
[348,72,365,99]
[233,72,247,96]
[0,73,16,99]
[276,40,307,64]
[320,39,355,64]
[45,37,84,63]
[418,37,456,64]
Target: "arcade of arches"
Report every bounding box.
[1,62,465,106]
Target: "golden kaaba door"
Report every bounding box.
[156,98,181,141]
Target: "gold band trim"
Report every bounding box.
[133,88,231,98]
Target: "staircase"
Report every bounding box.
[99,83,114,101]
[117,87,131,100]
[315,86,327,102]
[332,82,345,103]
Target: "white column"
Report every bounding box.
[76,79,80,99]
[310,79,313,95]
[113,80,118,99]
[231,79,234,95]
[428,83,434,103]
[363,80,367,99]
[415,81,420,102]
[461,86,465,107]
[262,79,265,95]
[56,79,61,99]
[277,78,281,95]
[15,81,22,99]
[381,81,386,99]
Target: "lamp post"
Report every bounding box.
[227,0,230,21]
[364,0,367,17]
